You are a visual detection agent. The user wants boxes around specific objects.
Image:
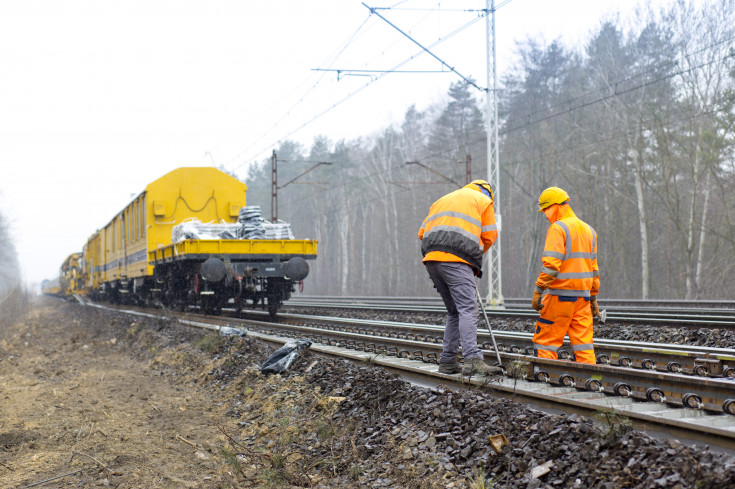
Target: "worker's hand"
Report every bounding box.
[590,298,599,317]
[532,290,543,311]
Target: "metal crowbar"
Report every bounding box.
[475,287,503,367]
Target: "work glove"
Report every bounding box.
[532,290,543,311]
[590,298,599,317]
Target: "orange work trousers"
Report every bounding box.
[533,295,596,364]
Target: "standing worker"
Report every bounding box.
[418,180,503,376]
[532,187,600,364]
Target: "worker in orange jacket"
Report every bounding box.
[531,187,600,364]
[419,180,502,377]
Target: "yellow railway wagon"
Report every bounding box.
[82,167,317,315]
[59,252,82,296]
[41,277,61,296]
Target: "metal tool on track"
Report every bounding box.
[476,287,503,367]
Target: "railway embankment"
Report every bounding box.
[2,297,735,488]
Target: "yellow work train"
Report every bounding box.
[76,167,317,315]
[41,277,61,296]
[42,253,83,297]
[60,252,83,295]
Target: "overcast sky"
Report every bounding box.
[1,0,659,286]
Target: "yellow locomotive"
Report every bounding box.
[81,167,317,315]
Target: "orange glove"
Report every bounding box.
[532,290,543,311]
[590,298,599,317]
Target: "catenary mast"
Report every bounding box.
[485,0,504,307]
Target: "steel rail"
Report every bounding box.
[288,295,735,309]
[284,297,735,327]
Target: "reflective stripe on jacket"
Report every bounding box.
[418,184,498,272]
[536,210,599,298]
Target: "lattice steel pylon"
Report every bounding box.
[485,0,504,308]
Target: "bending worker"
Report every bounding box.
[419,180,502,376]
[532,187,600,364]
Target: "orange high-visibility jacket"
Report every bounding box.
[418,184,498,274]
[535,209,599,298]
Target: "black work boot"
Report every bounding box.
[438,360,461,374]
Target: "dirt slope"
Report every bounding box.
[0,297,233,488]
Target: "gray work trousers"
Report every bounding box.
[424,261,483,362]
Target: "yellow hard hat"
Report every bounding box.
[469,179,494,200]
[538,186,569,212]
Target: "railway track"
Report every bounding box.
[79,297,735,450]
[271,313,735,378]
[284,295,735,327]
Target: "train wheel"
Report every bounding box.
[202,295,221,316]
[268,299,278,317]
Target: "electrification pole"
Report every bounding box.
[465,155,472,184]
[271,150,278,222]
[485,0,504,307]
[271,151,332,223]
